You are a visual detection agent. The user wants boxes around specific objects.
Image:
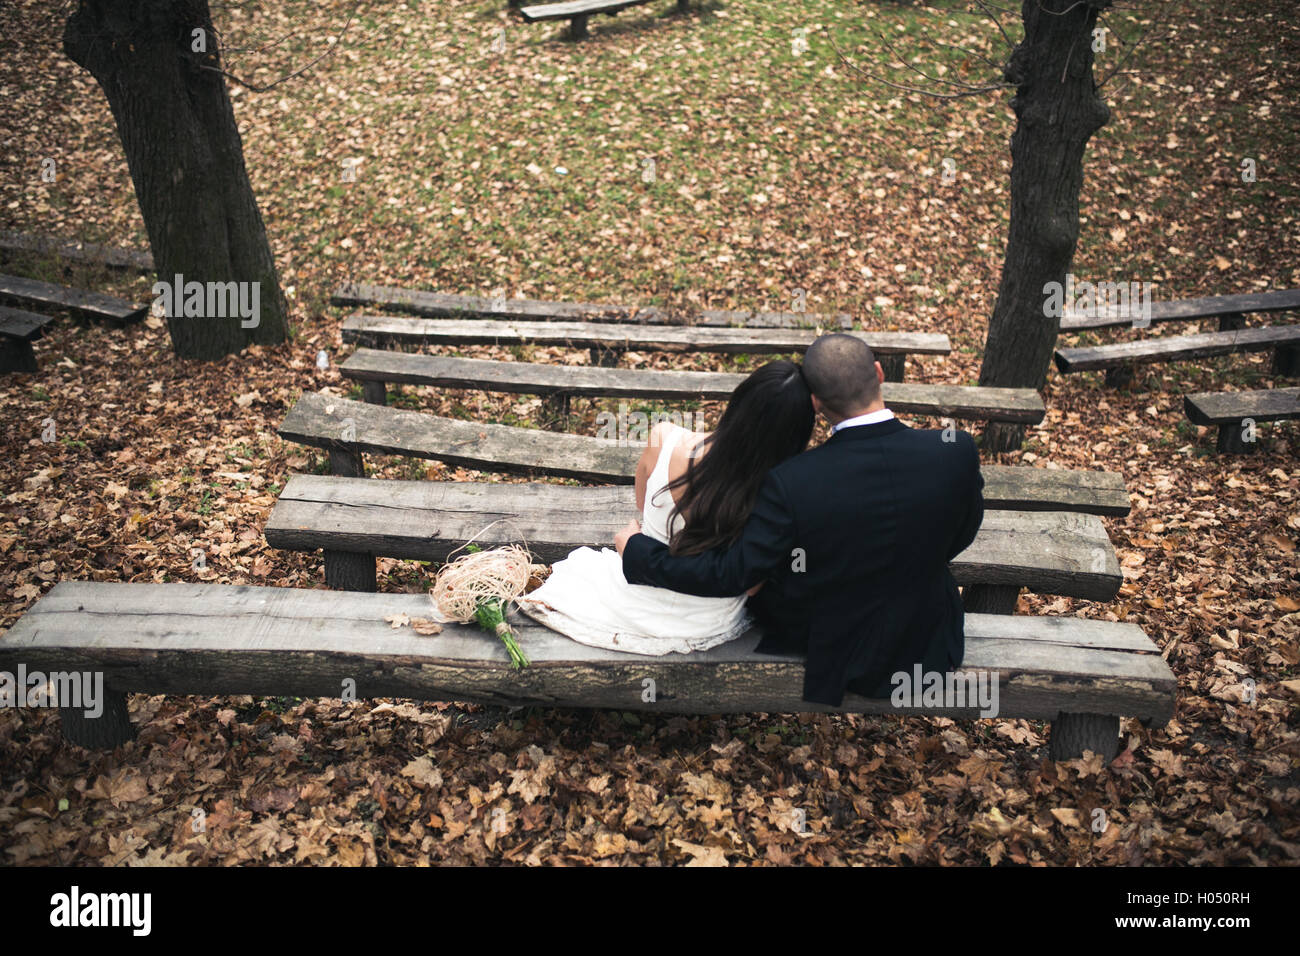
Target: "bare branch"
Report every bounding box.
[828,34,1013,101]
[199,0,363,95]
[220,23,307,56]
[1032,0,1099,18]
[973,0,1017,50]
[1098,0,1183,87]
[870,26,1009,92]
[926,36,1008,73]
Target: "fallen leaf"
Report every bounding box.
[1050,808,1082,828]
[671,839,729,867]
[401,756,444,790]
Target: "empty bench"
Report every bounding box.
[342,315,950,381]
[331,282,852,331]
[266,475,1121,614]
[1061,287,1300,333]
[1,581,1174,759]
[516,0,690,40]
[1184,387,1300,454]
[1054,324,1300,387]
[0,305,55,373]
[278,392,1132,516]
[0,273,147,326]
[0,231,154,274]
[341,349,1045,426]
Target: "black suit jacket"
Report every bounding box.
[621,418,984,707]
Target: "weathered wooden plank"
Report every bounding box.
[0,273,146,325]
[341,314,950,357]
[280,391,635,483]
[980,465,1129,517]
[266,477,1120,600]
[1054,325,1300,373]
[0,231,154,274]
[1060,288,1300,332]
[279,393,1129,514]
[957,510,1119,599]
[1184,387,1300,425]
[0,582,1175,722]
[331,282,851,330]
[265,478,633,563]
[341,349,1044,424]
[0,305,54,341]
[519,0,656,23]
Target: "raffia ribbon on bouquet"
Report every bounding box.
[430,544,538,669]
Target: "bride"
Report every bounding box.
[517,359,814,654]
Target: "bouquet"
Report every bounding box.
[430,544,536,669]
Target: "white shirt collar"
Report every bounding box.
[830,407,895,434]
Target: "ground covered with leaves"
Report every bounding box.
[0,0,1297,865]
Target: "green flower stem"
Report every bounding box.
[474,597,530,669]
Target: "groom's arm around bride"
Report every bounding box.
[617,334,984,708]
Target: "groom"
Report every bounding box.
[615,333,985,707]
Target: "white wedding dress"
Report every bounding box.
[516,424,752,654]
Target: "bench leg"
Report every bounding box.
[590,346,623,367]
[878,355,906,382]
[1218,312,1245,332]
[568,14,590,39]
[60,690,135,749]
[329,447,365,478]
[1050,712,1123,764]
[361,380,387,406]
[0,337,37,373]
[1104,365,1134,389]
[980,421,1024,454]
[1271,345,1300,377]
[1217,422,1253,455]
[1049,712,1120,761]
[541,392,572,427]
[325,549,378,592]
[962,584,1020,615]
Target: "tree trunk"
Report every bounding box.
[64,0,289,361]
[977,0,1113,452]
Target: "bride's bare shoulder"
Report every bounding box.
[667,429,711,479]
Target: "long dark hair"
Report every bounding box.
[654,359,814,556]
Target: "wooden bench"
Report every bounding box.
[516,0,689,40]
[0,305,55,373]
[1054,324,1300,387]
[1061,288,1300,333]
[0,231,154,274]
[0,273,147,326]
[342,315,950,382]
[1184,387,1300,454]
[265,474,1120,614]
[278,392,1132,516]
[331,282,853,331]
[0,581,1174,759]
[340,349,1045,426]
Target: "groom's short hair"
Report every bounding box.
[803,333,881,417]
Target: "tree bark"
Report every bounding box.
[978,0,1113,452]
[64,0,289,361]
